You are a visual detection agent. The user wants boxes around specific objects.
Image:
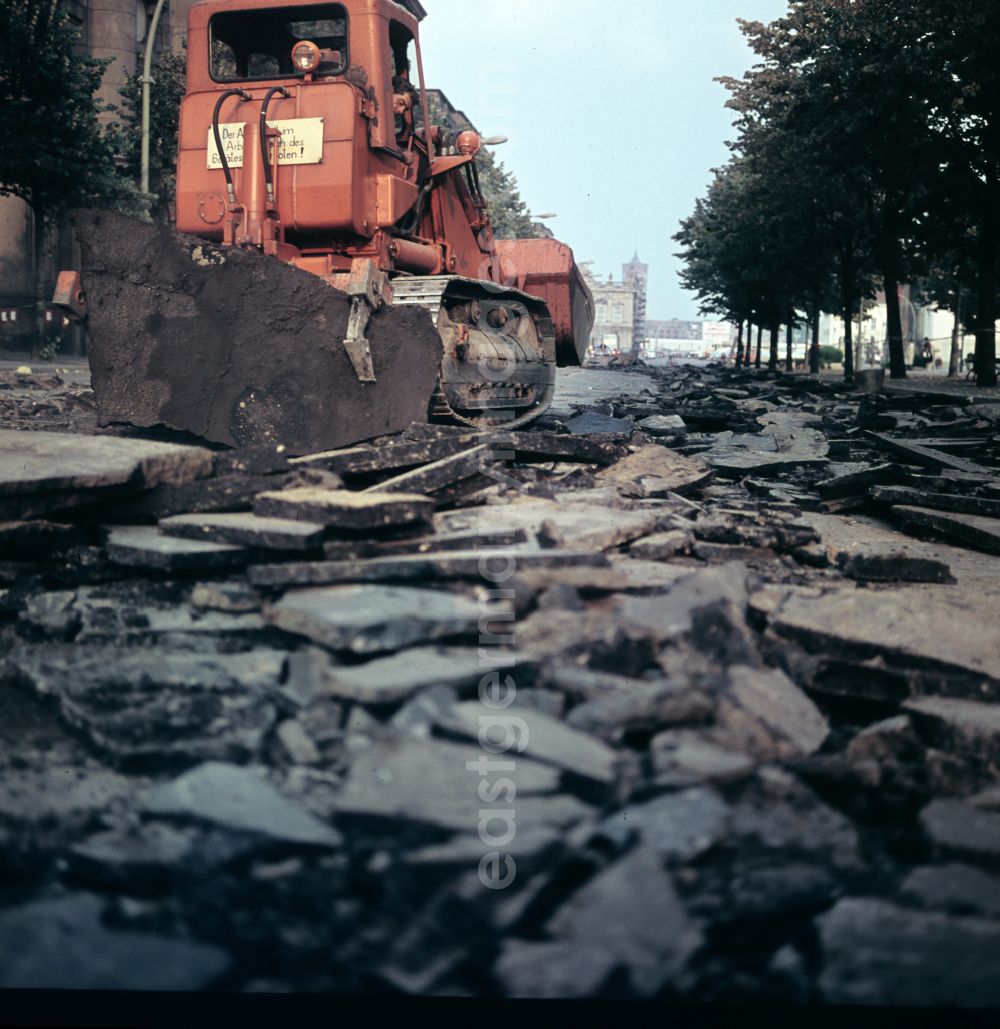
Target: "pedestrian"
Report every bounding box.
[921,338,934,367]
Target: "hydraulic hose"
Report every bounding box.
[465,160,484,204]
[260,87,291,204]
[212,89,252,204]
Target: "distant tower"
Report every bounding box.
[622,250,648,355]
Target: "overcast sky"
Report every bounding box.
[419,0,789,321]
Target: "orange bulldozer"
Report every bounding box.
[56,0,593,453]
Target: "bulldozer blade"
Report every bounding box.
[72,210,443,454]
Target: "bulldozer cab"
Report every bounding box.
[177,0,430,243]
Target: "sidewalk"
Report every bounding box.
[0,352,90,387]
[820,368,1000,402]
[0,350,88,367]
[881,372,1000,403]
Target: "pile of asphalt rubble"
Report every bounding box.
[2,361,1000,1003]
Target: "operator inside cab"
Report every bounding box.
[392,74,418,148]
[392,71,431,209]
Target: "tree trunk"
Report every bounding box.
[786,315,794,373]
[837,247,855,380]
[842,286,855,382]
[975,178,998,388]
[30,207,50,363]
[948,283,962,378]
[858,294,865,369]
[735,320,745,367]
[755,324,763,369]
[768,323,778,371]
[880,228,907,379]
[809,303,821,375]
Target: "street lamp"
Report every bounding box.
[140,0,169,210]
[532,213,557,240]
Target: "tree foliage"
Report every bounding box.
[423,92,537,240]
[0,0,137,353]
[475,148,536,240]
[676,161,764,326]
[677,0,1000,386]
[0,0,132,222]
[107,49,187,221]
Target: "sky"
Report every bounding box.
[418,0,790,321]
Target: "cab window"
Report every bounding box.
[389,21,423,132]
[210,4,349,82]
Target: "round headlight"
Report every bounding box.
[456,130,482,157]
[292,41,321,74]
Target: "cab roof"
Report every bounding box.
[189,0,423,32]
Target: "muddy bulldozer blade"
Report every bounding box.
[72,210,443,454]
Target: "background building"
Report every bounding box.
[585,267,636,354]
[622,251,647,354]
[584,253,650,355]
[584,254,745,360]
[646,319,701,342]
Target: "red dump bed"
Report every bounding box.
[497,238,594,367]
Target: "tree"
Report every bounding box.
[676,154,823,374]
[423,90,537,240]
[107,49,186,223]
[675,162,763,339]
[683,10,884,381]
[475,148,536,240]
[0,0,135,351]
[912,230,978,378]
[718,18,881,381]
[728,2,945,381]
[919,1,1000,386]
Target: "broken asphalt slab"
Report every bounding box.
[0,894,231,991]
[596,444,714,498]
[763,585,1000,688]
[893,505,1000,556]
[158,512,327,552]
[0,430,213,496]
[4,362,1000,1000]
[249,549,606,589]
[705,412,830,478]
[264,585,486,655]
[104,525,249,572]
[253,488,434,530]
[328,737,591,834]
[142,762,342,848]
